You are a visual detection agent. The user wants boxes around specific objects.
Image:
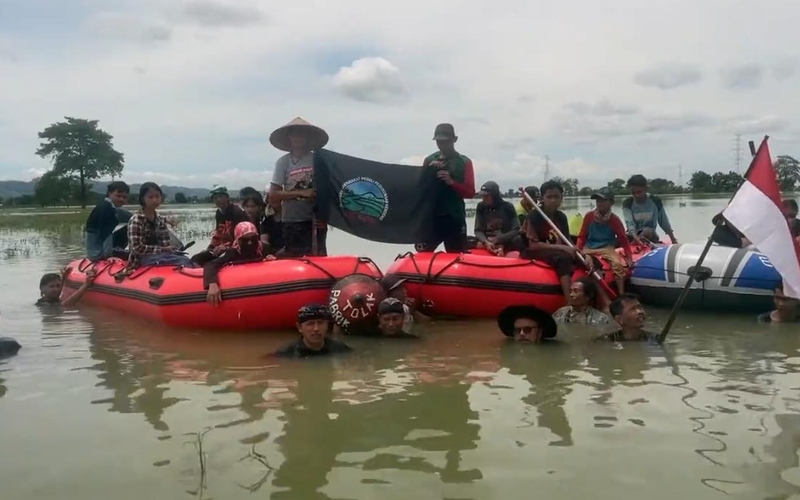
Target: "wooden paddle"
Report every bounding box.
[519,189,618,299]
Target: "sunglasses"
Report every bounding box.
[513,326,539,335]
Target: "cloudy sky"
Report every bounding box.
[1,0,798,190]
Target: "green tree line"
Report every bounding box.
[2,117,798,207]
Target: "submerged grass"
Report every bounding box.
[0,209,88,230]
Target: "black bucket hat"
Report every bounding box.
[497,305,557,339]
[590,186,615,202]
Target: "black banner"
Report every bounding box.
[313,149,438,244]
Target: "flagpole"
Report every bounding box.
[657,135,768,344]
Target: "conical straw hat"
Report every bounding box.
[269,117,329,152]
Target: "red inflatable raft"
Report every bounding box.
[384,244,650,318]
[62,256,382,331]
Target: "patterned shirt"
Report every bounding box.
[553,306,610,325]
[127,210,171,269]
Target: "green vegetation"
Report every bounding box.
[34,117,125,208]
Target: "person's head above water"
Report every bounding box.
[106,181,130,208]
[497,305,557,343]
[539,180,564,212]
[774,283,798,316]
[39,273,62,302]
[138,182,163,210]
[627,175,649,203]
[381,275,409,302]
[569,277,599,309]
[609,293,646,330]
[377,297,406,336]
[232,221,262,258]
[296,304,331,350]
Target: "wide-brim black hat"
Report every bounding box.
[497,305,557,339]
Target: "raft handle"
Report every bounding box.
[149,277,165,290]
[686,266,713,282]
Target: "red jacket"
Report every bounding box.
[577,211,633,258]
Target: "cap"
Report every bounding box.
[590,187,615,202]
[380,275,408,292]
[432,123,456,141]
[296,303,331,324]
[479,181,499,195]
[209,185,229,196]
[378,297,405,316]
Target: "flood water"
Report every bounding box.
[2,195,800,499]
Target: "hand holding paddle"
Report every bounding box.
[519,189,618,299]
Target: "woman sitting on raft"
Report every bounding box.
[205,221,276,306]
[126,182,195,270]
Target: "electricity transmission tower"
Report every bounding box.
[543,155,550,182]
[733,134,743,174]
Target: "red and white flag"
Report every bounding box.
[723,138,800,299]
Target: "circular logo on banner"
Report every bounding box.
[338,177,389,222]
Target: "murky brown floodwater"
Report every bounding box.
[2,196,800,500]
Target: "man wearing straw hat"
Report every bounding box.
[268,117,330,256]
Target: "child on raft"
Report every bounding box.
[84,180,130,261]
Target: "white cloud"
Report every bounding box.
[332,57,406,103]
[1,0,799,193]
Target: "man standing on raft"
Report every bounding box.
[417,123,475,253]
[268,117,329,257]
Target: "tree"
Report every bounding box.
[711,171,743,193]
[775,155,800,192]
[578,186,593,196]
[606,178,626,195]
[34,171,81,207]
[688,171,713,193]
[547,177,580,196]
[175,192,188,204]
[649,178,678,194]
[35,117,124,208]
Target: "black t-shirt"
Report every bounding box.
[525,210,569,245]
[259,215,283,249]
[36,297,61,306]
[271,337,352,358]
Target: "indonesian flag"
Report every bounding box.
[723,137,800,299]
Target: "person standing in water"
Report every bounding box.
[758,283,799,323]
[622,175,677,245]
[552,277,610,325]
[497,305,558,343]
[595,293,654,342]
[271,304,352,358]
[268,117,329,257]
[418,123,476,253]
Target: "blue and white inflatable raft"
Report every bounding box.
[630,243,782,312]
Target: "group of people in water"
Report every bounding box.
[29,118,800,359]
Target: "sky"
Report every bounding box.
[1,0,799,190]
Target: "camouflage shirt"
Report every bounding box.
[552,306,610,325]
